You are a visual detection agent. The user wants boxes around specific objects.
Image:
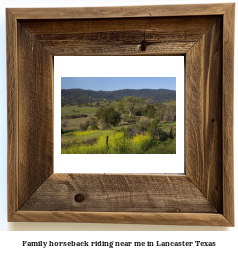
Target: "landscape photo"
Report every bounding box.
[61,77,176,154]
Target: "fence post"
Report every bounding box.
[170,126,173,137]
[106,136,109,146]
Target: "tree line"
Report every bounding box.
[77,96,176,136]
[61,88,176,106]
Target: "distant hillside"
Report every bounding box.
[61,88,176,105]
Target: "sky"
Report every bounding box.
[61,77,176,91]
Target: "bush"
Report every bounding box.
[159,132,169,141]
[61,121,68,128]
[88,116,97,126]
[91,124,99,130]
[148,119,162,140]
[96,107,105,120]
[145,105,156,118]
[127,125,141,138]
[124,116,137,124]
[61,114,87,119]
[116,127,130,138]
[98,119,111,130]
[145,138,176,154]
[96,106,121,126]
[134,108,144,116]
[79,121,90,130]
[139,119,151,132]
[104,107,121,126]
[146,109,156,118]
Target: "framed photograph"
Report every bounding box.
[55,56,184,174]
[7,3,234,225]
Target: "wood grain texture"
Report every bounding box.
[20,174,217,213]
[185,18,222,212]
[11,211,232,226]
[18,23,54,208]
[8,4,233,19]
[222,4,235,226]
[19,17,218,56]
[38,41,193,56]
[20,16,218,34]
[7,9,18,221]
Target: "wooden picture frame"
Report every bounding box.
[7,3,234,226]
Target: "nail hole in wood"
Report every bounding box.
[211,119,215,122]
[140,40,147,51]
[74,193,85,202]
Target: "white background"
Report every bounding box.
[55,56,184,173]
[0,0,237,252]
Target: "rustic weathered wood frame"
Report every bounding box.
[7,4,234,226]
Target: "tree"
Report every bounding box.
[134,107,144,116]
[145,98,154,105]
[145,104,156,118]
[102,106,121,126]
[95,107,105,120]
[96,106,121,126]
[148,119,162,140]
[139,119,151,132]
[116,100,125,113]
[121,96,143,116]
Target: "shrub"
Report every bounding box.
[145,138,176,154]
[103,107,121,126]
[79,121,90,130]
[124,115,137,124]
[98,119,111,130]
[96,107,104,120]
[146,109,156,118]
[61,130,175,154]
[145,104,156,118]
[61,121,68,128]
[148,119,162,140]
[139,119,151,132]
[155,115,163,122]
[116,127,130,138]
[127,125,141,138]
[96,106,121,126]
[131,133,153,153]
[159,132,170,141]
[91,124,99,130]
[61,114,87,119]
[134,108,144,116]
[88,116,97,126]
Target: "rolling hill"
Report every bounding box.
[61,88,176,105]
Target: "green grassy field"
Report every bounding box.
[61,105,97,131]
[61,100,176,154]
[61,120,176,154]
[61,129,176,154]
[61,105,98,115]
